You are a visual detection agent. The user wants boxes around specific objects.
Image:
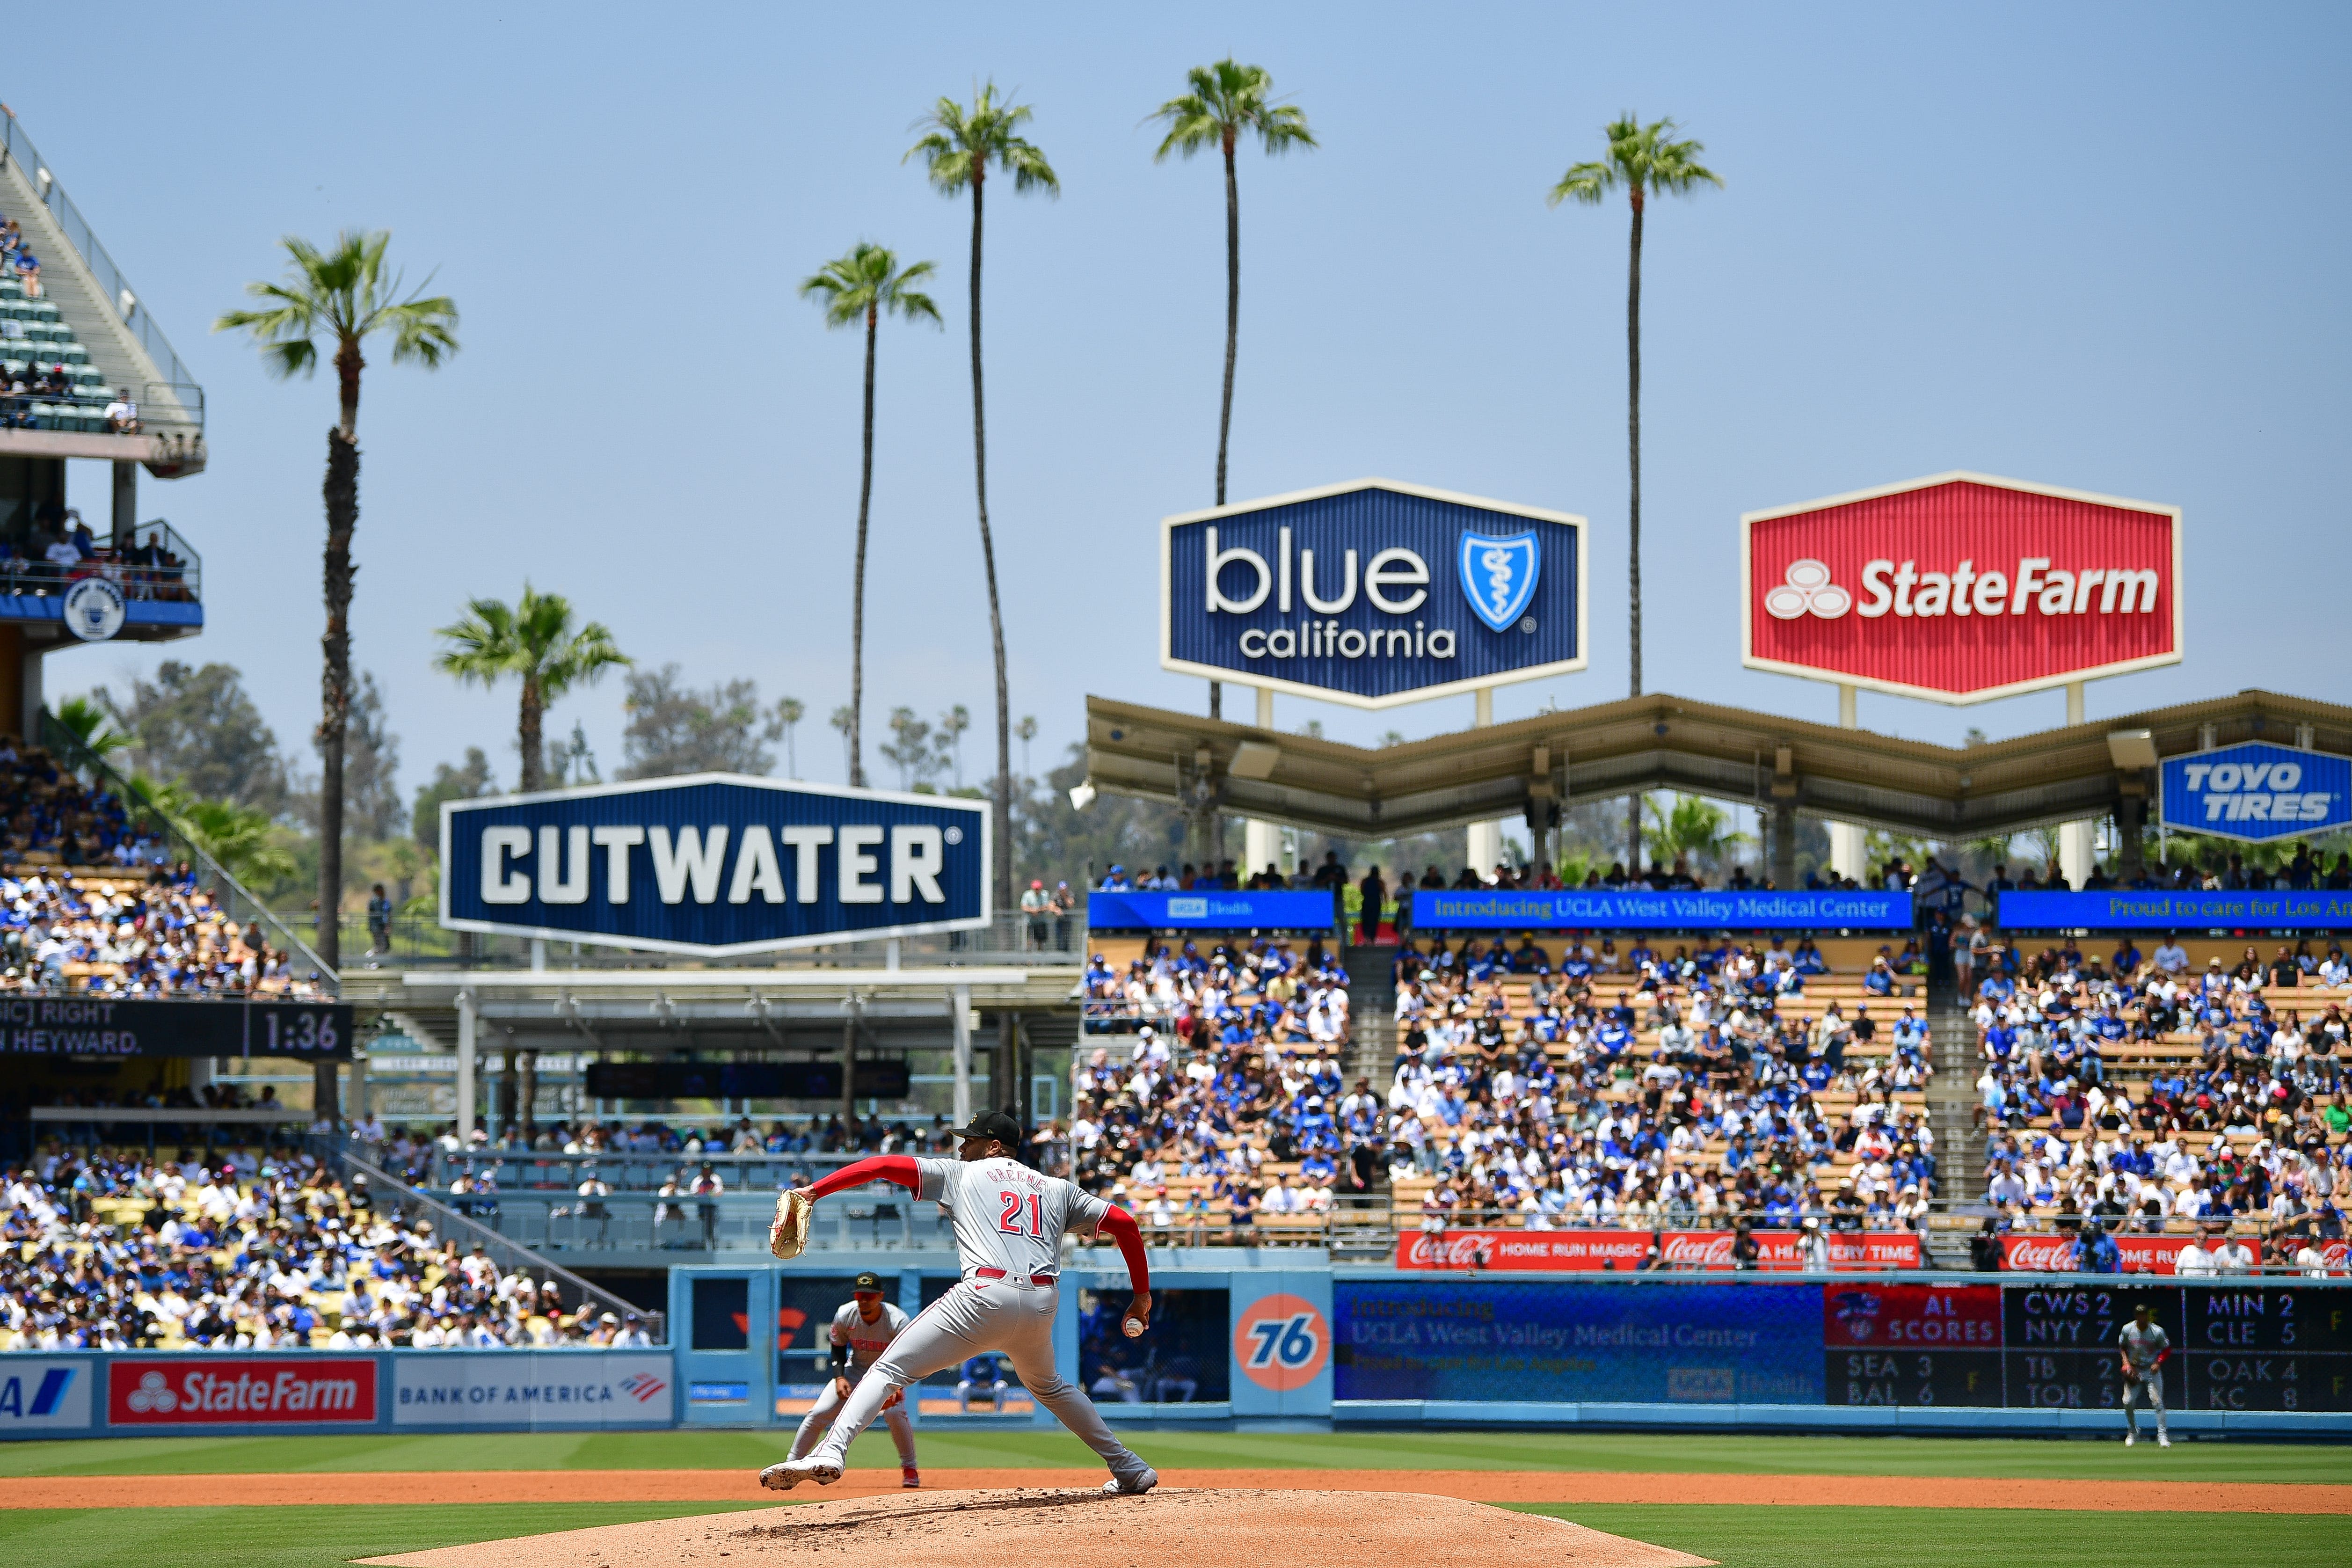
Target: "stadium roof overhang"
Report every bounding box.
[1083,688,2352,843]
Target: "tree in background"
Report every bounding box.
[53,695,131,761]
[619,666,777,778]
[828,705,853,780]
[775,697,805,778]
[413,749,496,850]
[291,672,402,844]
[1015,714,1037,777]
[547,721,601,788]
[880,707,937,791]
[215,230,458,1000]
[1551,117,1721,874]
[1642,793,1748,873]
[1150,58,1315,723]
[133,774,297,892]
[909,84,1058,918]
[433,584,630,793]
[96,661,287,815]
[800,243,939,788]
[935,704,971,789]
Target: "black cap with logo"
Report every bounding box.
[853,1270,886,1293]
[953,1112,1025,1148]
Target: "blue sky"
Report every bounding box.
[13,1,2349,800]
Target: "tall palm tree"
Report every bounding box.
[216,233,456,981]
[1151,60,1315,722]
[799,242,939,789]
[1551,116,1720,871]
[908,85,1057,915]
[433,585,631,792]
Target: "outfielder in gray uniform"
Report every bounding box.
[2118,1302,2170,1448]
[760,1113,1157,1495]
[789,1269,920,1487]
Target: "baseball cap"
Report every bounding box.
[853,1269,886,1293]
[953,1111,1024,1147]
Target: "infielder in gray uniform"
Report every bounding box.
[761,1113,1157,1495]
[789,1269,920,1487]
[2118,1301,2170,1448]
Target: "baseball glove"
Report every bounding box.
[769,1189,814,1260]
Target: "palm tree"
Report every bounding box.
[909,85,1058,916]
[53,694,131,761]
[1151,60,1315,723]
[215,231,457,990]
[775,697,805,778]
[799,243,940,788]
[433,585,631,792]
[1551,117,1720,872]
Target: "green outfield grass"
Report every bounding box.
[1515,1505,2352,1568]
[0,1502,776,1568]
[1,1427,2348,1483]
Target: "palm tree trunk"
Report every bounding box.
[1208,130,1242,729]
[1624,191,1646,878]
[316,413,357,1126]
[518,676,544,793]
[968,173,1016,917]
[851,306,876,789]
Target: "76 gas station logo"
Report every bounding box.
[1233,1293,1330,1392]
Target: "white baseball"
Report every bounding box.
[1122,1317,1145,1338]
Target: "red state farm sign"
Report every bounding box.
[108,1358,377,1425]
[1741,472,2183,703]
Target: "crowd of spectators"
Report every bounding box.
[1969,931,2352,1262]
[0,1143,651,1350]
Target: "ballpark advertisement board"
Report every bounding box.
[106,1357,377,1425]
[392,1351,675,1427]
[442,774,989,955]
[0,997,353,1059]
[1088,890,1337,930]
[1161,478,1587,709]
[1395,1229,1923,1272]
[1741,472,2183,704]
[2160,742,2352,843]
[1997,888,2352,930]
[0,1359,91,1434]
[1408,888,1912,932]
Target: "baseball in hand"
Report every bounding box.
[1122,1317,1145,1338]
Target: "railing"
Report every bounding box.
[0,112,200,401]
[0,526,200,604]
[421,1147,878,1194]
[341,1150,665,1339]
[40,708,335,990]
[415,1185,954,1257]
[344,910,1085,970]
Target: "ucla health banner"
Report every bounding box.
[1161,479,1587,708]
[443,775,989,955]
[1411,888,1912,931]
[1999,888,2352,931]
[2159,742,2350,843]
[1089,890,1336,931]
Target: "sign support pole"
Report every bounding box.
[1244,686,1280,879]
[950,983,973,1128]
[1466,686,1501,876]
[455,988,477,1138]
[2060,680,2094,889]
[1828,683,1866,884]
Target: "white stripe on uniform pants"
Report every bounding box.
[790,1371,916,1465]
[804,1276,1148,1483]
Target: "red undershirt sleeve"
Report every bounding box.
[807,1155,921,1200]
[1099,1206,1149,1292]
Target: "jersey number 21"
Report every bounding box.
[998,1191,1045,1237]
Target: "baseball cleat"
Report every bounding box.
[1102,1465,1158,1496]
[760,1457,842,1490]
[2158,1435,2171,1448]
[2123,1432,2134,1447]
[903,1464,922,1489]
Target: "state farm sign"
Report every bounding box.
[1741,472,2183,703]
[107,1358,377,1425]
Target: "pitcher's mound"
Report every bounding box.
[357,1487,1713,1568]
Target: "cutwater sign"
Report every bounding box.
[1414,889,1913,931]
[442,775,989,955]
[2160,742,2350,843]
[1161,478,1587,708]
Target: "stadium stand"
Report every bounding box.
[0,1144,650,1349]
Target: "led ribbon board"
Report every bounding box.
[1161,479,1587,709]
[441,774,990,955]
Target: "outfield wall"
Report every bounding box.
[8,1273,2350,1441]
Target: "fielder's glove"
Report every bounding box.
[769,1188,814,1260]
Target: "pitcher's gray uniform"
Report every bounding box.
[774,1153,1152,1490]
[788,1298,916,1466]
[2119,1316,2170,1444]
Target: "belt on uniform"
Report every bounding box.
[971,1268,1058,1286]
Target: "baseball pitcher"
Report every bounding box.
[2118,1301,2170,1448]
[787,1269,920,1488]
[760,1113,1157,1495]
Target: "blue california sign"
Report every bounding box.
[1160,478,1587,708]
[441,775,990,955]
[2159,742,2351,843]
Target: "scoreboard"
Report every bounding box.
[1824,1283,2352,1411]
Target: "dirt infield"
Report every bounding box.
[9,1467,2348,1515]
[354,1488,1716,1568]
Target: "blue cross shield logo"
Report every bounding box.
[1457,530,1540,632]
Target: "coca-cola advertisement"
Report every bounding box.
[1394,1228,1921,1272]
[1999,1233,2220,1273]
[107,1358,377,1426]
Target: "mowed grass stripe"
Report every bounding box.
[0,1502,777,1568]
[1,1429,2348,1484]
[1510,1503,2352,1568]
